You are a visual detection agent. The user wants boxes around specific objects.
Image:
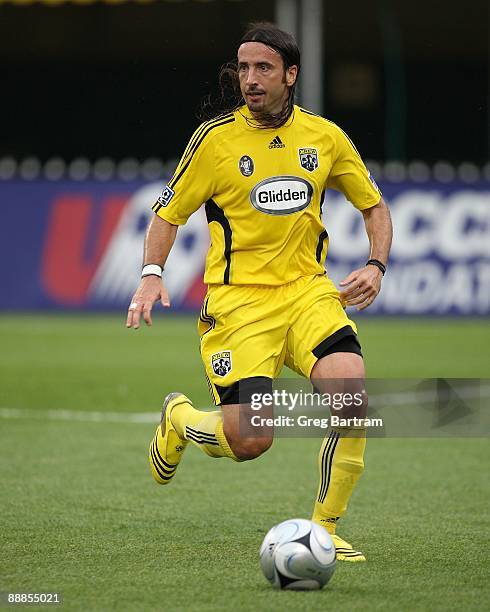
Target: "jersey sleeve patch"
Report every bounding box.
[157,185,175,207]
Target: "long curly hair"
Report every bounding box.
[198,22,301,129]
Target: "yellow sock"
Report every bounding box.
[170,400,239,461]
[311,427,366,533]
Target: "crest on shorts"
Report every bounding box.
[211,351,232,377]
[239,155,254,177]
[298,148,318,172]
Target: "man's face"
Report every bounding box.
[237,42,297,116]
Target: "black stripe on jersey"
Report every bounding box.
[316,230,328,263]
[205,198,232,285]
[299,107,319,117]
[182,114,234,162]
[181,122,209,162]
[300,108,363,160]
[335,125,363,159]
[168,117,235,191]
[323,119,363,159]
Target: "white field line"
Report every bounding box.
[0,407,157,424]
[0,385,488,425]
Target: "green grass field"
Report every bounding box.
[1,314,489,611]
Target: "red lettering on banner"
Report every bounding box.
[42,195,126,305]
[184,272,207,308]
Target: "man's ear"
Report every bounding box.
[286,65,298,87]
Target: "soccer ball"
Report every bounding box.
[259,518,336,590]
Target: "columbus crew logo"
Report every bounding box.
[298,147,319,172]
[211,351,232,377]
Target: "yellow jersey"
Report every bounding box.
[152,104,381,286]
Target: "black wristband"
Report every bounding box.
[366,259,386,275]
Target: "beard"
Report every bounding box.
[240,83,294,129]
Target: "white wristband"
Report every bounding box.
[141,264,163,278]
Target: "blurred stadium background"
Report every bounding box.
[1,1,488,611]
[0,0,488,314]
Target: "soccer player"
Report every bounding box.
[126,22,392,562]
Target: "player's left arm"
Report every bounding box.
[339,197,393,310]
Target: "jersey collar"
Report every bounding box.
[236,104,296,131]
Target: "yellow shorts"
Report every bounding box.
[198,274,360,405]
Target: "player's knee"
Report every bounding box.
[229,436,273,461]
[339,383,368,419]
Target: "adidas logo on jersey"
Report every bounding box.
[269,136,285,149]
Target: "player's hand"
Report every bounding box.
[126,276,170,329]
[339,265,383,311]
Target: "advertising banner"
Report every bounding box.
[325,182,490,315]
[0,179,488,314]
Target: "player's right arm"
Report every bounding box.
[126,215,176,330]
[126,118,219,329]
